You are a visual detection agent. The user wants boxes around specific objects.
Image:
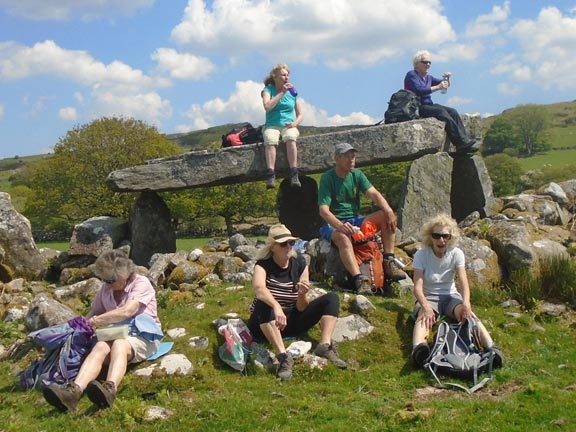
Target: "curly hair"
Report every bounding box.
[420,213,460,248]
[93,249,135,280]
[263,63,290,86]
[412,50,431,67]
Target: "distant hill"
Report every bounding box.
[165,123,366,152]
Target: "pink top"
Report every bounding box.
[90,274,160,325]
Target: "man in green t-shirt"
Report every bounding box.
[318,143,406,293]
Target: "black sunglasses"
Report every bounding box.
[278,240,296,247]
[102,277,117,284]
[431,233,451,240]
[420,60,432,65]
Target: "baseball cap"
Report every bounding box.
[335,142,357,155]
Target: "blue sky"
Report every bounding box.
[1,0,576,159]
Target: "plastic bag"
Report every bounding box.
[217,318,253,373]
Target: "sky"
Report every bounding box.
[1,0,576,159]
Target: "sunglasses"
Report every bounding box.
[420,60,432,65]
[431,233,451,240]
[101,277,117,284]
[278,240,296,247]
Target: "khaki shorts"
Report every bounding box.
[263,126,300,146]
[128,336,161,363]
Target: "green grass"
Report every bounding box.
[516,148,576,171]
[1,279,575,431]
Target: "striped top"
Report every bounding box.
[250,255,306,313]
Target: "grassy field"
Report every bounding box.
[516,148,576,171]
[1,279,574,431]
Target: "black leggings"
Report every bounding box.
[420,103,470,147]
[248,292,340,341]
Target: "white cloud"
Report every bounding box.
[465,0,511,38]
[0,0,154,21]
[180,80,376,131]
[0,103,4,119]
[497,82,520,96]
[171,0,456,69]
[92,91,172,127]
[446,96,472,107]
[151,48,216,80]
[509,6,576,89]
[58,107,77,121]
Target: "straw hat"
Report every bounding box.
[268,224,299,243]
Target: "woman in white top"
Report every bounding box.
[410,213,501,368]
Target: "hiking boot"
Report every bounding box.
[265,171,276,189]
[488,345,504,369]
[456,139,480,153]
[43,381,82,412]
[86,380,117,408]
[353,274,372,295]
[314,342,348,369]
[411,343,431,368]
[276,352,294,381]
[290,172,301,188]
[384,257,407,281]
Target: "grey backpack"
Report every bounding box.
[425,317,499,393]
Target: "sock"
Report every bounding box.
[383,253,394,260]
[290,167,298,176]
[266,169,274,178]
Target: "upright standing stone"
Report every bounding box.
[130,192,176,266]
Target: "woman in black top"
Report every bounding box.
[248,224,347,380]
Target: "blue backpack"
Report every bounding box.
[425,317,501,393]
[19,316,94,389]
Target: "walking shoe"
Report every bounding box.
[290,173,301,188]
[314,342,348,369]
[384,257,407,281]
[353,274,372,295]
[86,380,117,408]
[456,139,480,153]
[411,343,431,368]
[265,173,276,189]
[276,352,294,381]
[43,381,82,412]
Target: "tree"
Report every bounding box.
[507,105,551,156]
[22,117,182,232]
[190,183,276,236]
[362,162,411,211]
[484,153,524,197]
[482,117,517,155]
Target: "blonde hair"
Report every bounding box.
[264,63,290,86]
[93,249,135,280]
[420,213,460,248]
[256,233,297,260]
[412,50,431,67]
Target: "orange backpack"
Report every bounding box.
[351,221,384,291]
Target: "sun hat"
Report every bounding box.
[335,142,357,155]
[268,224,299,243]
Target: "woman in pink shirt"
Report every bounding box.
[43,250,162,412]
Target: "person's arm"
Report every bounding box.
[455,266,474,321]
[262,85,290,112]
[286,98,303,128]
[319,204,356,237]
[252,263,288,330]
[405,70,445,95]
[365,186,397,232]
[295,265,310,311]
[413,268,436,330]
[88,299,141,328]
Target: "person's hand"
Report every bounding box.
[284,121,295,128]
[417,306,436,330]
[337,221,357,237]
[439,80,449,91]
[274,307,287,330]
[296,280,310,295]
[88,315,99,328]
[459,303,475,322]
[382,208,397,232]
[443,71,452,78]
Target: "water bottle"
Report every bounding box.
[288,86,298,97]
[440,75,449,94]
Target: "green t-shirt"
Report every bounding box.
[318,168,372,219]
